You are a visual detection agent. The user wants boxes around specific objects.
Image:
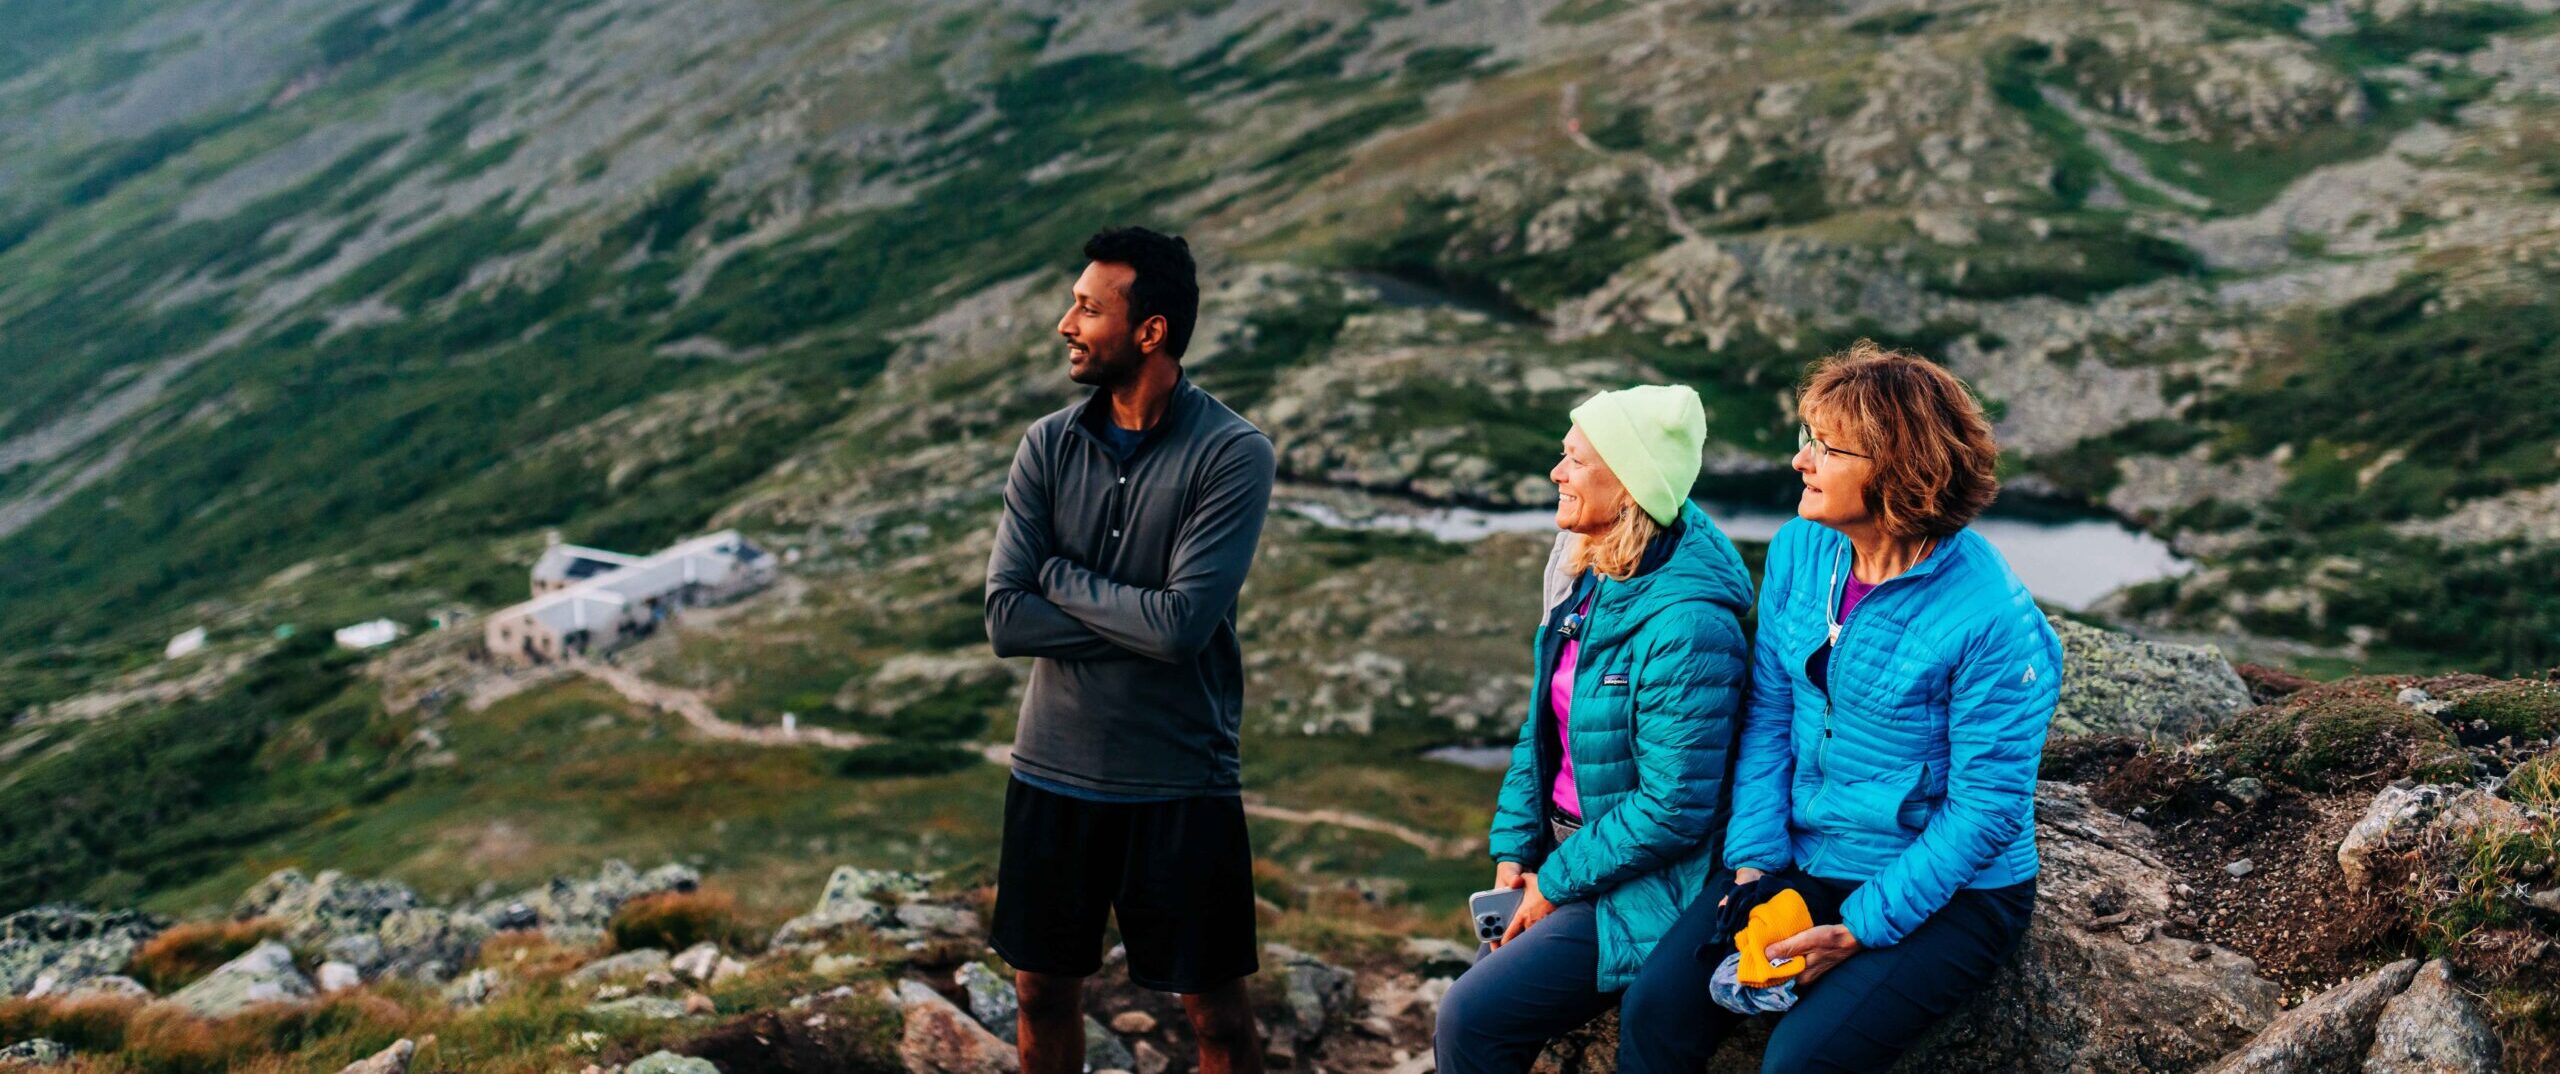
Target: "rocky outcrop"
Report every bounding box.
[1904,783,2283,1072]
[2050,616,2254,741]
[226,860,695,987]
[166,939,314,1018]
[770,866,933,949]
[2364,959,2500,1074]
[464,860,701,939]
[2204,959,2420,1073]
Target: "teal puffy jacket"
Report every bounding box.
[1723,518,2062,948]
[1488,502,1752,991]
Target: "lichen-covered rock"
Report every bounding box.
[956,961,1019,1044]
[769,866,926,948]
[2363,959,2499,1073]
[19,933,143,999]
[235,870,418,944]
[166,940,314,1018]
[374,906,492,981]
[2203,959,2419,1073]
[2051,616,2253,741]
[0,905,165,997]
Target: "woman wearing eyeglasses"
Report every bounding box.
[1433,385,1754,1074]
[1613,341,2063,1073]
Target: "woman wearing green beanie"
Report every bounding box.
[1435,384,1757,1074]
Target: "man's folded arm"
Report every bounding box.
[1041,434,1274,663]
[985,431,1131,661]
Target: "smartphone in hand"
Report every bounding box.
[1468,885,1527,957]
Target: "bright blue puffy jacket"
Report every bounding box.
[1723,518,2062,949]
[1488,502,1753,991]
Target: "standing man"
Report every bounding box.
[985,226,1275,1074]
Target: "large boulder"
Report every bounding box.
[894,979,1019,1074]
[2203,959,2421,1073]
[2051,617,2254,741]
[1902,783,2284,1072]
[1542,783,2283,1073]
[166,940,315,1018]
[2363,959,2500,1073]
[0,905,166,997]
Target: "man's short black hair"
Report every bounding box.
[1083,226,1199,359]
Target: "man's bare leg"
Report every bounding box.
[1183,978,1266,1074]
[1018,970,1086,1074]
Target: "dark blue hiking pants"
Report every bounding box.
[1617,872,2036,1074]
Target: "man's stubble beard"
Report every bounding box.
[1067,335,1146,387]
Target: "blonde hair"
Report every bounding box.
[1565,499,1663,581]
[1799,340,2001,540]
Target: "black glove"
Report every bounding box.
[1710,874,1787,948]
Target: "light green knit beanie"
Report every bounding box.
[1569,384,1706,526]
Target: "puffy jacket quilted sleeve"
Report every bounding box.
[1488,684,1548,869]
[1839,605,2061,947]
[1538,603,1745,906]
[1723,534,1799,874]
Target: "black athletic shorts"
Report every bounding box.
[990,776,1260,993]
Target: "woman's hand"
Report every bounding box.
[1494,873,1554,949]
[1763,924,1861,985]
[1495,861,1524,890]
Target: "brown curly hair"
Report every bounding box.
[1798,340,2000,540]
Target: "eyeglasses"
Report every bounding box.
[1797,424,1870,463]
